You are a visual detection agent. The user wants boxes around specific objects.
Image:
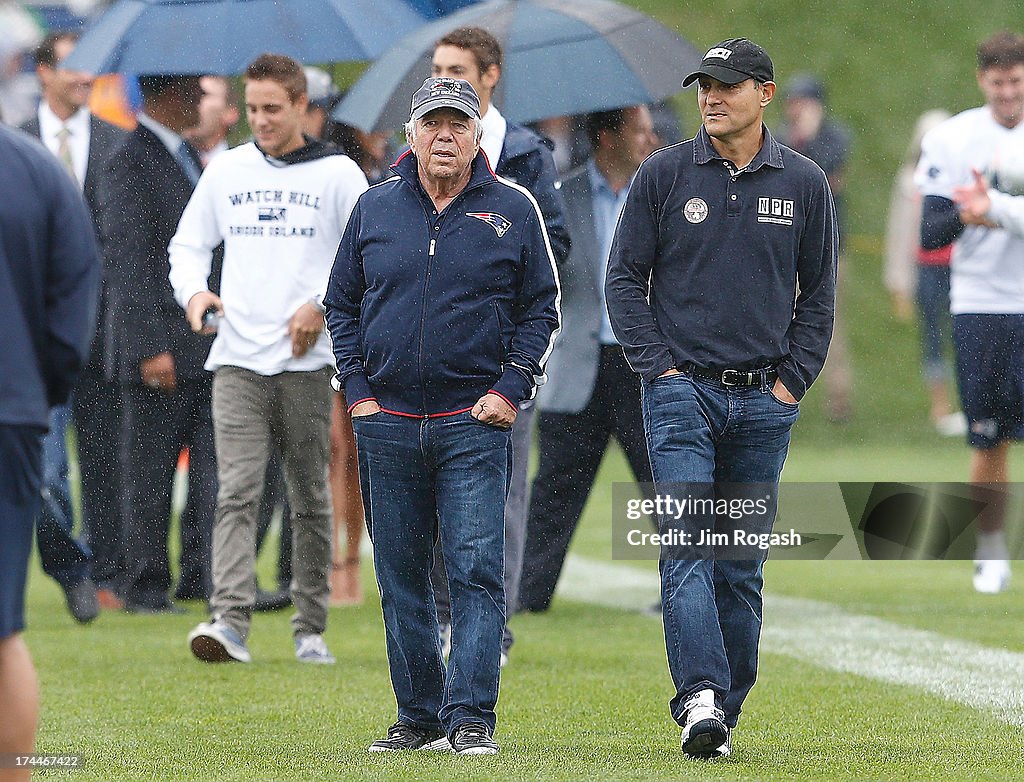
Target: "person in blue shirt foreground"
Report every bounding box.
[0,123,99,778]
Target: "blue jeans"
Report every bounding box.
[36,404,91,590]
[642,373,799,729]
[352,411,511,737]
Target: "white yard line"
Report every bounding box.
[558,555,1024,726]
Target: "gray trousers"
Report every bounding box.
[209,366,333,640]
[430,403,534,653]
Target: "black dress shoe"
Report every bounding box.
[63,579,99,624]
[252,589,291,612]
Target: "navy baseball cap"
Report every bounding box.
[682,38,775,87]
[410,77,481,121]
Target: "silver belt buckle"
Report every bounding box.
[721,369,744,386]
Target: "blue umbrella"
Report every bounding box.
[405,0,481,14]
[332,0,702,131]
[61,0,436,76]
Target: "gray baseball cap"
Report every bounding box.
[410,77,481,121]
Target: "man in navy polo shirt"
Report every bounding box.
[606,38,836,758]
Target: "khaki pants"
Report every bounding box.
[209,366,333,640]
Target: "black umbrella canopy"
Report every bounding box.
[333,0,702,132]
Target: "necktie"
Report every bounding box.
[56,126,78,187]
[176,140,202,186]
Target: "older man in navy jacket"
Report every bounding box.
[326,77,559,756]
[0,124,99,774]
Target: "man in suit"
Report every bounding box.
[96,74,215,613]
[518,106,658,612]
[21,32,127,618]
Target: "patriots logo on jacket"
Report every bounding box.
[467,212,512,237]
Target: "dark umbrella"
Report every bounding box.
[332,0,702,132]
[62,0,436,76]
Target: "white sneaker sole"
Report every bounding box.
[367,736,452,753]
[188,625,252,663]
[455,745,499,755]
[295,654,336,664]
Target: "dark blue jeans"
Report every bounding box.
[36,404,91,590]
[353,411,511,737]
[642,373,798,729]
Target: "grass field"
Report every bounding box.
[19,1,1024,779]
[24,439,1024,781]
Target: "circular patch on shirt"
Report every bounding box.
[683,197,709,223]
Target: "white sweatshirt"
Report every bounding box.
[169,142,367,374]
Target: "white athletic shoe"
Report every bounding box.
[295,633,336,664]
[680,689,728,758]
[973,560,1011,594]
[188,619,252,663]
[935,411,968,437]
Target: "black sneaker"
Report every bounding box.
[451,723,499,755]
[368,722,450,752]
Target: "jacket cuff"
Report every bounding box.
[487,389,518,412]
[491,368,531,408]
[775,364,807,402]
[641,358,678,384]
[342,372,374,408]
